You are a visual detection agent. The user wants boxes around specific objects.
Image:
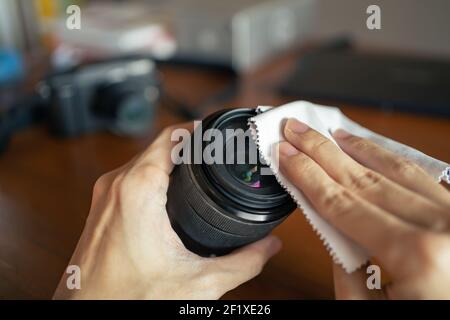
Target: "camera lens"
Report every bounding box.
[167,108,296,256]
[93,82,157,137]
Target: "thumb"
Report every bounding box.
[212,235,282,292]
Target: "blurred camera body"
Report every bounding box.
[42,58,159,137]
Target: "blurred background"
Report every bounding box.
[0,0,449,299]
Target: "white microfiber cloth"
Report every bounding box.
[249,101,450,273]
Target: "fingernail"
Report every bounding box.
[267,235,282,255]
[333,129,351,139]
[286,118,309,134]
[278,141,299,157]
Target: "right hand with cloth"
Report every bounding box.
[279,118,450,299]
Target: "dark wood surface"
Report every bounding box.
[0,51,449,299]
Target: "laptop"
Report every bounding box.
[280,51,450,116]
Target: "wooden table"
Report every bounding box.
[0,51,449,299]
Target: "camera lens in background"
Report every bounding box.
[167,108,296,256]
[93,82,158,137]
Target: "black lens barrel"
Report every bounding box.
[166,108,296,256]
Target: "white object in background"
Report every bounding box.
[53,2,176,60]
[232,0,316,71]
[0,0,25,49]
[249,101,450,273]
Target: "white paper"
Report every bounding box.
[249,101,450,273]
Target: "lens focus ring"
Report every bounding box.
[167,163,289,255]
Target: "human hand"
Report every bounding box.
[53,123,281,300]
[278,118,450,300]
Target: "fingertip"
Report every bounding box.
[176,121,196,134]
[285,118,309,134]
[267,235,282,256]
[333,129,351,140]
[237,235,282,259]
[278,141,299,157]
[257,235,282,257]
